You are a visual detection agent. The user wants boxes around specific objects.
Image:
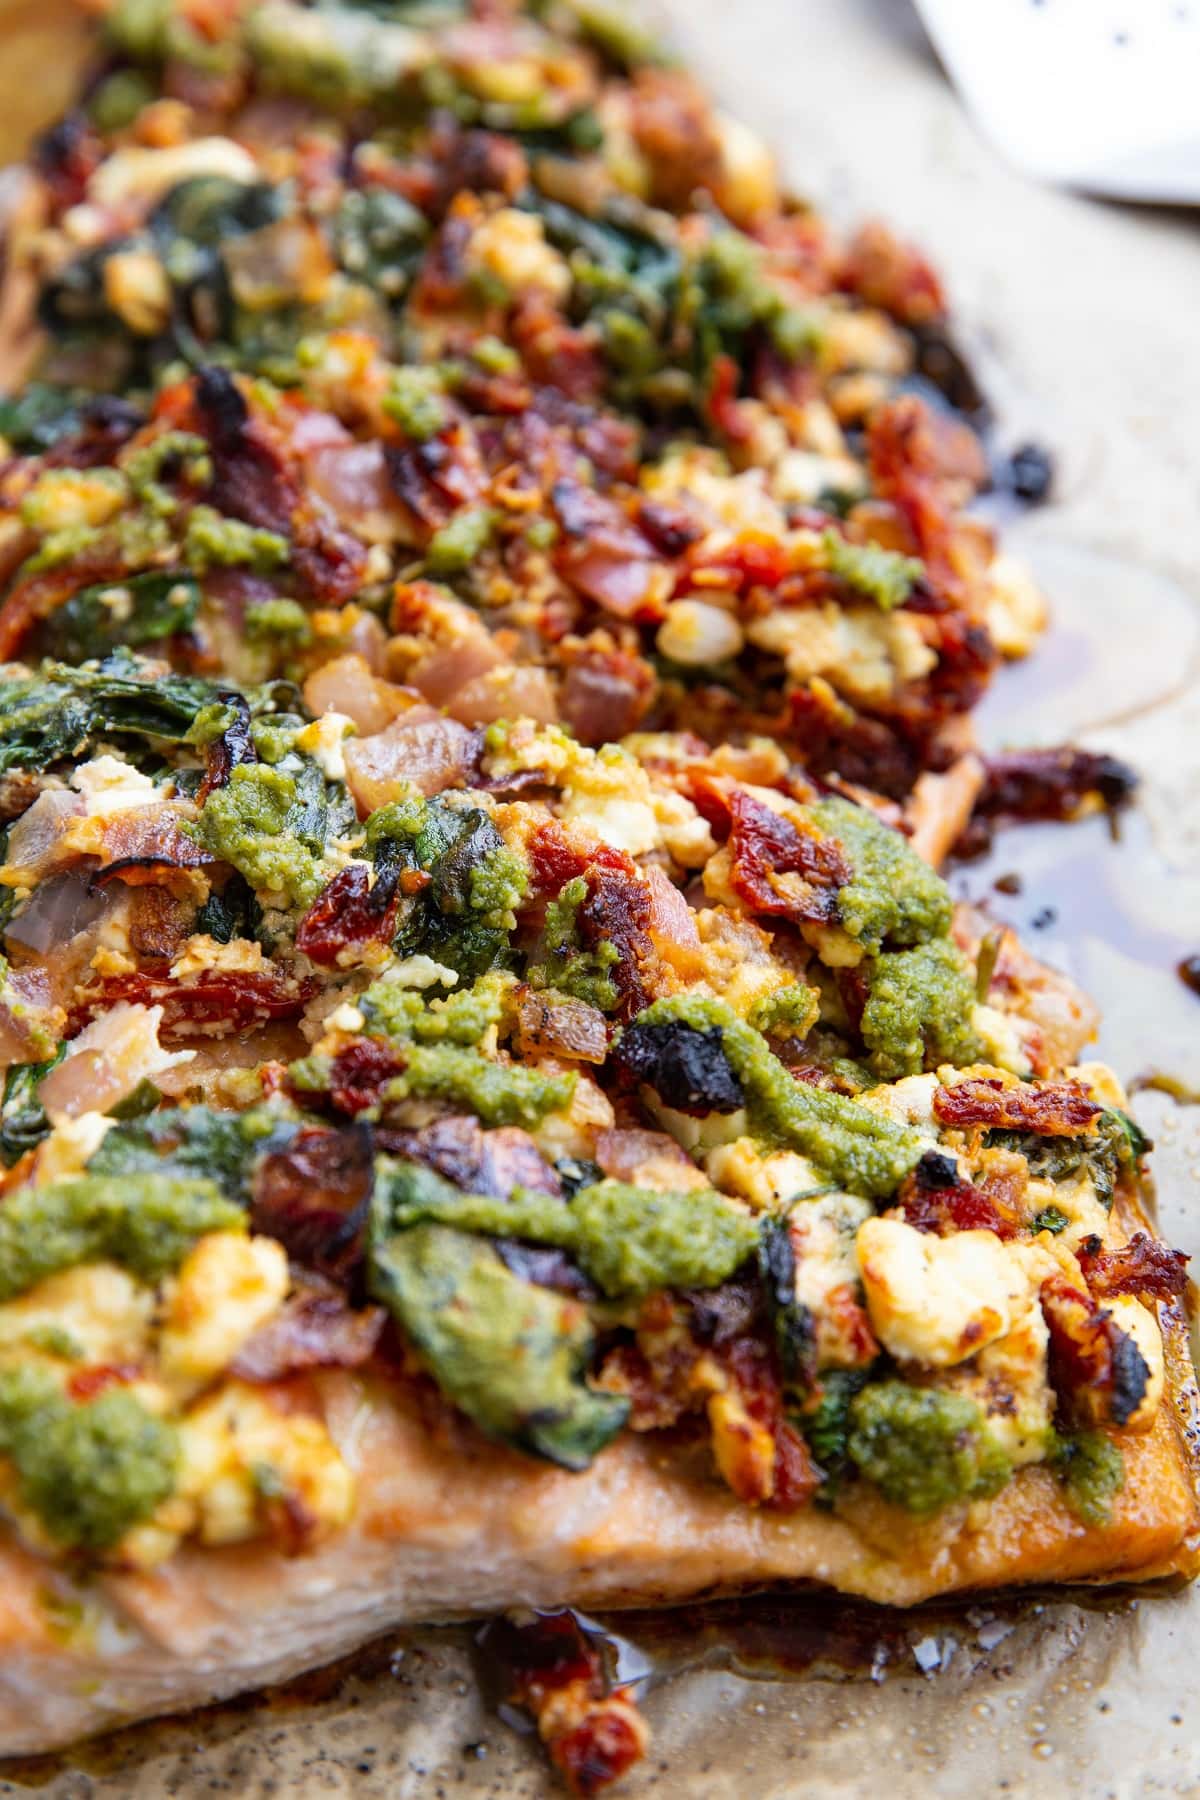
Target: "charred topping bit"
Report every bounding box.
[1179,955,1200,998]
[1003,442,1056,507]
[475,1611,649,1799]
[251,1125,374,1281]
[626,995,924,1198]
[957,747,1139,857]
[616,1019,745,1115]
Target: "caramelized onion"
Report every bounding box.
[344,713,479,809]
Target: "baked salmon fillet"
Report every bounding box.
[0,0,1192,1781]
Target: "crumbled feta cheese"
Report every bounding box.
[857,1217,1046,1368]
[170,934,267,980]
[88,137,259,210]
[176,1377,354,1548]
[31,1111,115,1187]
[295,711,357,782]
[160,1233,289,1395]
[70,755,161,818]
[983,552,1048,660]
[467,208,570,301]
[377,955,460,990]
[0,1263,155,1366]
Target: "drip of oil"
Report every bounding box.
[953,807,1200,1094]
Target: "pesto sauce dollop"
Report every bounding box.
[847,1380,1013,1514]
[0,1366,177,1551]
[379,1160,760,1297]
[368,1218,628,1471]
[628,995,924,1199]
[859,938,980,1081]
[190,763,330,907]
[0,1173,244,1302]
[807,796,954,953]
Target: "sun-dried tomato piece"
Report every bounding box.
[475,1611,649,1800]
[197,690,257,802]
[837,220,947,327]
[1076,1232,1189,1303]
[719,786,848,925]
[296,863,400,967]
[896,1174,1015,1239]
[525,822,634,901]
[66,1363,141,1403]
[685,523,791,592]
[571,863,655,1018]
[511,294,606,404]
[189,368,368,604]
[1040,1273,1149,1429]
[712,1336,821,1511]
[232,1278,384,1381]
[933,1077,1102,1136]
[787,683,922,801]
[73,969,316,1038]
[551,1704,647,1799]
[315,1038,406,1117]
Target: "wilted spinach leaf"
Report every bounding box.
[38,569,200,664]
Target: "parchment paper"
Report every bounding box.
[1,2,1198,1793]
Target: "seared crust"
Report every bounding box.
[0,1313,1194,1758]
[0,1166,1193,1758]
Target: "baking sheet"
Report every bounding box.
[1,1,1199,1793]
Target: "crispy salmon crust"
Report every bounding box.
[0,1332,1193,1756]
[0,1187,1192,1758]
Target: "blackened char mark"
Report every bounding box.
[194,365,249,449]
[616,1019,744,1116]
[1040,1272,1150,1430]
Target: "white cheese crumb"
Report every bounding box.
[70,755,161,817]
